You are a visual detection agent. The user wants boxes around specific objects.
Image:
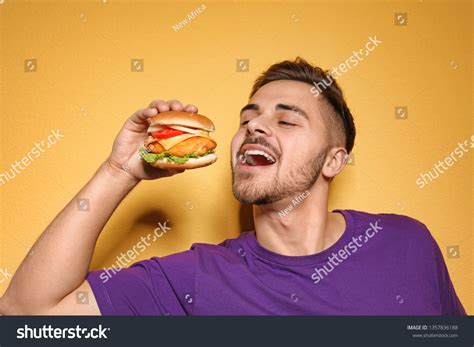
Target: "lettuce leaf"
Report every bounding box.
[139,147,214,165]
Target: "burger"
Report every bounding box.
[139,111,217,170]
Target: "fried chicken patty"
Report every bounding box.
[146,136,217,157]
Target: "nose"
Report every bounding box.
[246,117,271,137]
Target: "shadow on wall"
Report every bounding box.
[91,207,171,268]
[90,182,254,269]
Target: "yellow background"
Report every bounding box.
[1,0,472,313]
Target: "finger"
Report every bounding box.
[184,104,198,113]
[148,99,170,112]
[167,99,184,111]
[129,108,158,128]
[143,107,158,117]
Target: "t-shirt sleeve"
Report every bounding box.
[429,235,466,316]
[86,252,195,316]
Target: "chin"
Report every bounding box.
[232,177,286,205]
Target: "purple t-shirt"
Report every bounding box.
[86,209,466,315]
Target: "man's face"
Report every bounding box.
[231,80,330,205]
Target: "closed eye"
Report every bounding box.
[240,120,295,126]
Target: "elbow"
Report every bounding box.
[0,295,45,315]
[0,295,14,315]
[0,295,24,315]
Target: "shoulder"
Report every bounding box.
[152,232,247,269]
[344,209,432,235]
[190,233,248,260]
[341,209,446,279]
[341,209,437,249]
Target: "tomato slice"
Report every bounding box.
[151,128,187,139]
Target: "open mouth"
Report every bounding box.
[238,147,277,167]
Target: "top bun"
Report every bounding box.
[148,111,215,132]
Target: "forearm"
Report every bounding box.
[3,160,139,313]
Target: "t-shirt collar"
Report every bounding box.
[244,209,354,266]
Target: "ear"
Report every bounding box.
[321,147,348,179]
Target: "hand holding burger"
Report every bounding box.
[105,99,216,183]
[140,111,217,170]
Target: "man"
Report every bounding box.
[0,58,465,315]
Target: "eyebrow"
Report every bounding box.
[240,103,309,120]
[240,103,259,115]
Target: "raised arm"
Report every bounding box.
[0,100,196,315]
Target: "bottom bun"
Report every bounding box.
[147,153,218,170]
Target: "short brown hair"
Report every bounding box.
[250,57,356,153]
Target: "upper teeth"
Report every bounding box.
[240,149,276,164]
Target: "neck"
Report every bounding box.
[252,180,345,256]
